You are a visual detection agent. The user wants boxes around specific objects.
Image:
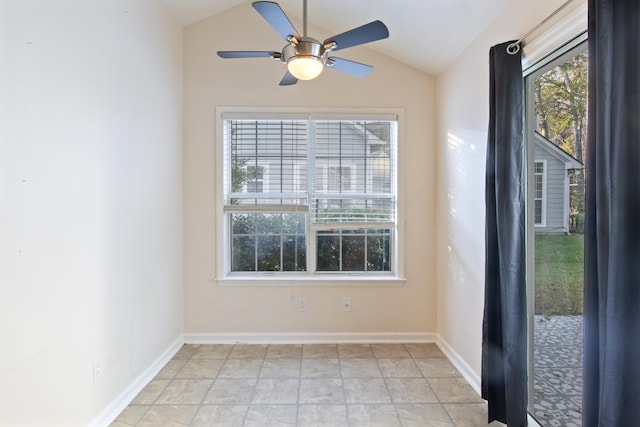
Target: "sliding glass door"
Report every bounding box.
[526,41,587,427]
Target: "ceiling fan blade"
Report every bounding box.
[327,57,373,78]
[252,1,299,41]
[217,51,280,59]
[324,20,389,51]
[279,71,298,86]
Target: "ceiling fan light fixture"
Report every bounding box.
[287,56,324,80]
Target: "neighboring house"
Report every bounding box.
[236,120,392,199]
[533,131,584,233]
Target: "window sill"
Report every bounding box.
[215,275,406,287]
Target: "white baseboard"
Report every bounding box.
[90,335,184,427]
[184,332,436,344]
[436,334,481,395]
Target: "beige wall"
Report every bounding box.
[0,1,183,425]
[183,3,437,336]
[435,0,570,388]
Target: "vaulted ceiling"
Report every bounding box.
[162,0,508,75]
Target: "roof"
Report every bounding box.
[534,131,584,169]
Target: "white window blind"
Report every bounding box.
[311,120,396,227]
[224,119,308,211]
[223,118,397,224]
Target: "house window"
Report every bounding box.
[219,113,399,280]
[534,161,547,226]
[245,165,265,193]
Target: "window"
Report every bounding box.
[218,111,400,283]
[245,165,265,193]
[534,161,546,226]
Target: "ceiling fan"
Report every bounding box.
[217,0,390,86]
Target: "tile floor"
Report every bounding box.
[111,343,489,426]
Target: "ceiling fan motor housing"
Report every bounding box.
[282,37,328,66]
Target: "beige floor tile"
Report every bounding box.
[338,343,375,359]
[343,378,391,404]
[175,359,224,379]
[297,404,348,426]
[259,358,301,378]
[395,403,454,427]
[378,358,422,378]
[347,404,402,427]
[190,404,247,427]
[428,378,484,404]
[190,344,234,359]
[386,378,439,404]
[172,344,199,360]
[340,358,382,378]
[301,358,341,378]
[265,344,302,359]
[244,404,297,426]
[154,359,187,380]
[252,378,299,404]
[131,379,170,405]
[405,343,445,358]
[154,379,212,405]
[202,379,256,404]
[371,343,412,358]
[229,343,268,359]
[302,344,338,359]
[299,378,344,404]
[444,403,489,427]
[109,405,149,426]
[218,359,263,378]
[415,357,461,377]
[136,405,198,426]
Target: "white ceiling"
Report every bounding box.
[162,0,508,75]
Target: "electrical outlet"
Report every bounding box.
[92,358,103,383]
[298,297,308,312]
[342,297,352,312]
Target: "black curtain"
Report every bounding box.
[583,2,640,426]
[482,41,528,427]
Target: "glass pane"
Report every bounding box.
[535,175,543,198]
[282,213,305,234]
[317,233,340,271]
[530,45,586,427]
[257,214,282,234]
[257,236,281,271]
[535,162,544,174]
[342,235,365,271]
[231,236,255,271]
[367,234,391,271]
[232,213,255,234]
[535,201,542,224]
[283,236,306,271]
[246,181,263,192]
[226,119,307,205]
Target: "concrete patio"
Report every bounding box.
[532,315,583,427]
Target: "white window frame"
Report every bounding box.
[533,160,547,227]
[215,107,406,287]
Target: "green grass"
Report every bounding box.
[535,233,584,316]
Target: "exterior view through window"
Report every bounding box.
[527,43,587,426]
[222,116,397,276]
